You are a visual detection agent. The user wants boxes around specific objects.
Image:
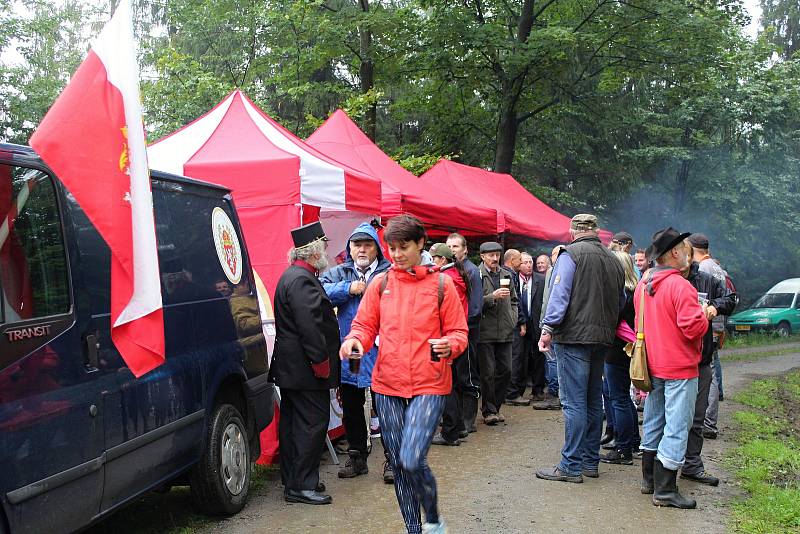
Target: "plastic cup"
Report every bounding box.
[349,351,362,374]
[698,292,708,306]
[500,279,510,288]
[428,339,440,362]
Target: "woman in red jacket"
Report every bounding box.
[340,215,468,534]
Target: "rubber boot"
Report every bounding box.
[462,394,479,433]
[338,449,369,478]
[641,450,655,494]
[652,459,696,509]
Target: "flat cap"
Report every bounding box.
[479,241,503,254]
[612,231,634,245]
[349,232,373,243]
[687,233,709,249]
[429,242,454,260]
[571,213,598,231]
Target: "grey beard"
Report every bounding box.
[354,257,371,268]
[313,255,330,272]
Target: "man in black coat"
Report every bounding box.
[269,221,341,505]
[680,250,737,487]
[506,252,546,404]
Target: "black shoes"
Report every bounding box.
[581,468,599,478]
[383,460,394,484]
[641,450,655,494]
[432,433,460,446]
[681,470,720,486]
[601,449,634,465]
[600,427,615,446]
[703,429,718,439]
[535,466,583,483]
[652,459,696,509]
[337,449,369,478]
[285,489,332,505]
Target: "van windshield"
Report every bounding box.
[751,293,794,309]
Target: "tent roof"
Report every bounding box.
[306,110,503,236]
[148,90,382,214]
[421,160,612,243]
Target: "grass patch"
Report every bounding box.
[725,333,800,349]
[728,371,800,533]
[721,347,800,363]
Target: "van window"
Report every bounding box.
[752,293,794,309]
[0,164,69,323]
[153,186,245,305]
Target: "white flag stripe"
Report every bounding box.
[93,0,161,327]
[239,95,347,210]
[147,92,237,176]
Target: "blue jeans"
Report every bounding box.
[375,393,446,534]
[604,361,640,452]
[544,350,559,396]
[602,377,614,430]
[554,343,605,475]
[640,376,698,471]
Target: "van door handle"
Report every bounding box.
[85,334,99,370]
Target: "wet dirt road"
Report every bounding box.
[197,350,800,534]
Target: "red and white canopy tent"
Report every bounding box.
[147,90,383,296]
[306,110,504,237]
[421,160,613,244]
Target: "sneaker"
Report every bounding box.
[680,470,720,486]
[506,396,531,406]
[422,519,448,534]
[632,450,643,459]
[581,468,599,478]
[536,466,583,483]
[602,439,616,451]
[369,417,381,438]
[483,413,500,425]
[431,433,460,446]
[382,461,394,484]
[532,396,561,410]
[600,449,634,465]
[497,413,506,423]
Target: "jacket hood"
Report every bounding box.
[345,222,385,263]
[645,266,682,296]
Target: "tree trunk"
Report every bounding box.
[359,0,376,141]
[494,92,519,174]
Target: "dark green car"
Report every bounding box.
[728,278,800,336]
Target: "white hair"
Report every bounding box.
[288,239,328,271]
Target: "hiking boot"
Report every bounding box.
[432,433,460,446]
[382,461,394,484]
[484,413,500,425]
[532,394,561,410]
[337,449,368,478]
[600,426,615,446]
[653,459,696,509]
[536,466,583,483]
[641,450,656,494]
[680,470,720,486]
[703,429,718,440]
[601,449,634,465]
[506,396,531,406]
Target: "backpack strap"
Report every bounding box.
[438,273,444,308]
[380,271,390,296]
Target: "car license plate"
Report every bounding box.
[735,325,751,331]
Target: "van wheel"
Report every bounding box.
[190,403,251,515]
[776,322,792,337]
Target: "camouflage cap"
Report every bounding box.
[570,213,598,231]
[429,242,454,260]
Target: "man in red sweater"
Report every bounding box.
[635,227,708,509]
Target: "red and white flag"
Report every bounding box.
[30,0,164,377]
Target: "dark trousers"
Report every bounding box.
[441,361,465,441]
[683,362,713,475]
[507,328,531,399]
[604,361,640,452]
[529,347,546,395]
[479,341,512,416]
[279,388,330,491]
[340,383,369,454]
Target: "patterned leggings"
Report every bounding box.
[375,393,447,534]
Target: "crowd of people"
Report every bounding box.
[267,213,737,533]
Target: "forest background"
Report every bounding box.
[1,0,799,305]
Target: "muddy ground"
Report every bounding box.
[90,347,800,534]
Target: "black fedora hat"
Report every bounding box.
[291,221,329,248]
[646,227,692,262]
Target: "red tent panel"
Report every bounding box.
[307,110,503,236]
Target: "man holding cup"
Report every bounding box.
[477,242,519,425]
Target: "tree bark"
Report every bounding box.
[494,90,520,174]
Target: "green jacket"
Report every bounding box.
[479,263,519,343]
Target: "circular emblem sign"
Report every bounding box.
[212,207,243,285]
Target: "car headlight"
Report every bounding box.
[755,317,771,324]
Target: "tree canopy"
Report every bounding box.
[2,0,799,305]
